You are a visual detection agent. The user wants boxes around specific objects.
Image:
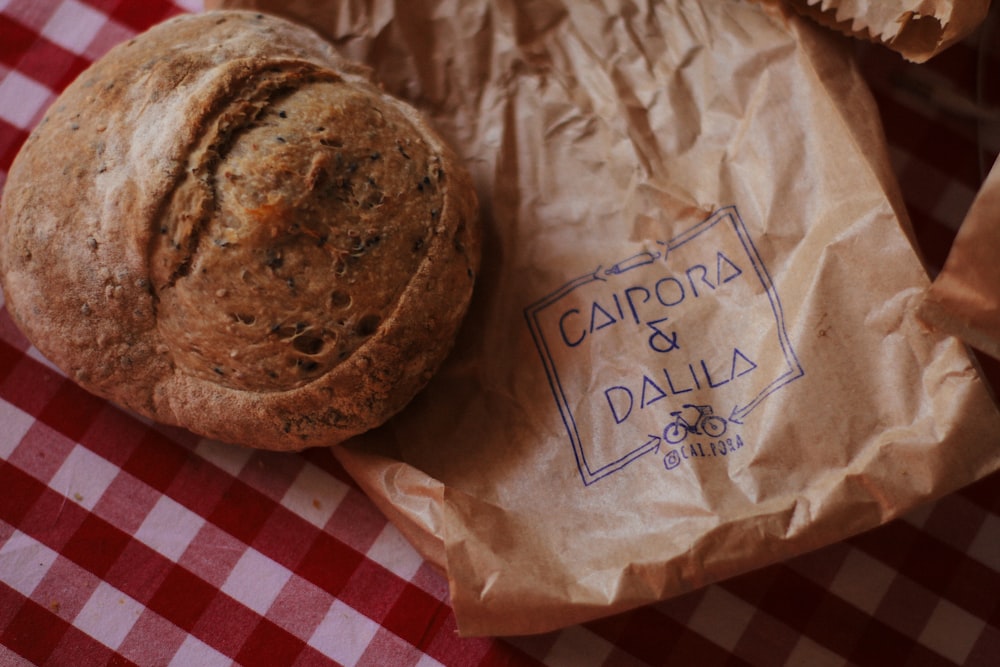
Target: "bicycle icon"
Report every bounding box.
[662,403,728,443]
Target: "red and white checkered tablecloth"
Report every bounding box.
[1,1,998,665]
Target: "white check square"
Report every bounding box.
[134,494,205,563]
[366,523,424,582]
[931,180,977,233]
[194,437,252,477]
[308,600,380,666]
[172,0,204,13]
[0,70,53,130]
[784,635,846,667]
[40,0,107,55]
[73,582,144,650]
[967,513,1000,570]
[544,625,614,667]
[168,635,231,667]
[49,445,120,511]
[0,530,59,597]
[686,586,756,652]
[0,400,35,459]
[220,547,292,616]
[414,655,447,667]
[829,549,895,615]
[279,462,347,529]
[919,599,986,665]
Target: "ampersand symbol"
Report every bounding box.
[646,317,680,353]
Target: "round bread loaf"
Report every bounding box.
[0,10,480,450]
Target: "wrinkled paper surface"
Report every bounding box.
[781,0,991,62]
[211,0,1000,636]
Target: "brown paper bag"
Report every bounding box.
[781,0,991,62]
[919,157,1000,359]
[210,0,1000,636]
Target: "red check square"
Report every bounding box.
[0,120,29,184]
[60,514,132,580]
[103,540,173,606]
[234,617,307,667]
[0,584,27,641]
[9,33,89,93]
[191,592,259,658]
[80,0,180,33]
[11,475,88,553]
[380,580,445,648]
[30,555,101,622]
[251,506,318,572]
[0,18,40,69]
[77,406,144,468]
[146,565,217,633]
[206,479,276,546]
[356,626,425,667]
[117,608,189,666]
[0,353,65,419]
[326,487,390,552]
[121,430,192,495]
[296,532,364,598]
[0,597,67,664]
[177,523,247,589]
[265,574,332,641]
[7,421,76,486]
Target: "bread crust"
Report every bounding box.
[0,10,480,450]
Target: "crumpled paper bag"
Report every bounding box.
[781,0,991,62]
[919,157,1000,359]
[210,0,1000,636]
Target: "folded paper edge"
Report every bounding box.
[919,157,1000,362]
[332,444,450,573]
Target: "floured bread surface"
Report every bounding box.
[0,10,480,450]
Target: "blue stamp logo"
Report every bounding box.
[524,207,804,485]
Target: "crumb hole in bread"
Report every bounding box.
[330,290,351,308]
[292,335,324,355]
[264,249,283,269]
[296,358,319,372]
[357,314,381,337]
[231,312,256,325]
